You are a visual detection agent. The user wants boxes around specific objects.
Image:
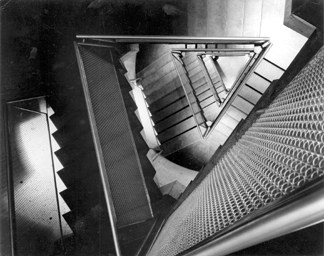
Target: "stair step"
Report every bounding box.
[226,105,247,122]
[187,65,204,79]
[62,210,79,231]
[219,113,240,130]
[246,73,271,94]
[141,61,174,89]
[155,106,204,134]
[255,59,285,82]
[51,116,90,145]
[243,0,263,36]
[200,94,217,108]
[50,108,88,130]
[152,97,189,124]
[209,129,229,145]
[189,69,208,86]
[57,151,99,188]
[195,81,210,95]
[157,116,202,144]
[60,174,103,211]
[214,121,234,137]
[232,96,254,115]
[149,86,185,114]
[52,106,124,147]
[183,57,200,72]
[265,42,298,70]
[137,52,173,79]
[238,85,262,105]
[183,52,203,64]
[204,102,222,122]
[146,76,182,105]
[161,127,202,156]
[143,70,178,97]
[55,132,94,166]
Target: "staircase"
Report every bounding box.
[135,0,307,170]
[47,43,164,255]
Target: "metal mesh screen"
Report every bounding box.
[77,45,153,227]
[148,46,324,256]
[8,107,62,256]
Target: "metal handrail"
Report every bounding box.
[182,179,324,256]
[196,55,221,105]
[203,55,228,92]
[171,53,204,139]
[76,35,270,45]
[74,42,122,256]
[205,43,272,138]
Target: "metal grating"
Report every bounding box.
[8,107,62,256]
[148,46,324,256]
[77,45,153,227]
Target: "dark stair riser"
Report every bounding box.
[115,65,162,203]
[57,151,99,188]
[55,132,95,166]
[50,108,88,130]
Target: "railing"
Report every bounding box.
[171,53,205,139]
[146,36,324,256]
[196,55,222,105]
[74,43,122,256]
[205,43,272,138]
[77,35,270,45]
[201,55,228,93]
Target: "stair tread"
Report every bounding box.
[247,73,271,94]
[209,129,229,145]
[232,96,254,115]
[255,59,285,82]
[158,116,202,144]
[146,77,182,105]
[219,113,239,130]
[226,105,247,122]
[152,97,189,124]
[57,151,99,188]
[55,133,95,166]
[214,121,234,137]
[155,106,194,133]
[137,52,172,79]
[161,127,202,156]
[239,85,262,105]
[149,86,185,114]
[143,70,178,97]
[141,60,174,89]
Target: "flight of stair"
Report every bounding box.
[47,45,162,254]
[136,0,306,170]
[136,43,284,169]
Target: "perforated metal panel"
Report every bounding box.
[77,45,153,227]
[8,107,62,256]
[149,46,324,256]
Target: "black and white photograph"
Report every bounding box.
[0,0,323,255]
